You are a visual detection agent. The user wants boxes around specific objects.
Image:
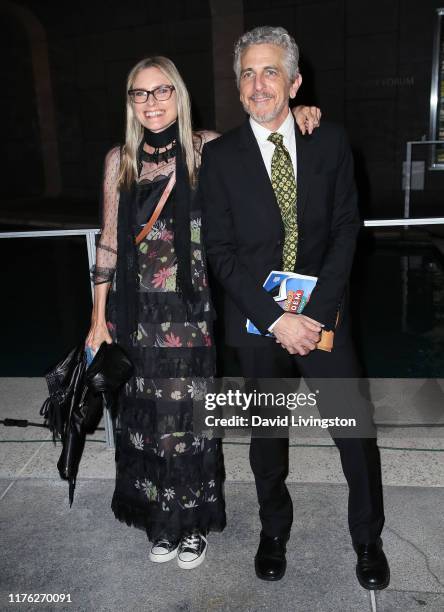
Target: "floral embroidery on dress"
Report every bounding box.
[152,265,176,289]
[137,321,212,349]
[130,431,224,526]
[190,218,201,244]
[147,219,168,241]
[130,432,144,451]
[135,377,212,402]
[163,332,182,348]
[187,380,207,400]
[138,213,206,294]
[183,500,198,509]
[135,478,158,502]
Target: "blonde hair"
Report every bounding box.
[118,56,197,188]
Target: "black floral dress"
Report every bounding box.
[94,134,226,542]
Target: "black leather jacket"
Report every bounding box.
[40,342,133,504]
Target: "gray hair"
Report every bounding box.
[233,26,299,87]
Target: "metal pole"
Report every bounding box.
[85,231,97,301]
[363,217,444,227]
[0,228,101,238]
[104,407,115,449]
[405,141,412,224]
[401,255,408,333]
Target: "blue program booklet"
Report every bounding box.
[246,270,318,336]
[85,346,96,367]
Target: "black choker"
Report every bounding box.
[144,122,177,148]
[139,142,176,168]
[137,123,178,172]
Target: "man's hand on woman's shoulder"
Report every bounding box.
[196,130,221,144]
[292,105,321,135]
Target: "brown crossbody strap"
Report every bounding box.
[134,171,176,245]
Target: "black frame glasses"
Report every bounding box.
[127,85,175,103]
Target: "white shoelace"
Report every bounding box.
[180,533,207,551]
[153,538,175,550]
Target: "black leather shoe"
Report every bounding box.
[354,538,390,590]
[254,533,289,581]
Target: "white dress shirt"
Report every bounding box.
[249,108,297,180]
[249,109,298,333]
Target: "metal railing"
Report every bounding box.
[0,228,114,447]
[0,228,100,299]
[2,214,444,448]
[404,140,444,219]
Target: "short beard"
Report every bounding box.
[243,98,287,125]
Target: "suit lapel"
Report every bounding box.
[236,118,316,231]
[295,123,315,225]
[238,120,283,224]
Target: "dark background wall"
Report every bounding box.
[2,0,443,219]
[2,0,215,200]
[244,0,443,218]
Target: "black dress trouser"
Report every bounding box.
[233,339,385,546]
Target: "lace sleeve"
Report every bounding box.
[91,147,121,284]
[194,130,220,168]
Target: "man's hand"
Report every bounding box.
[273,313,323,355]
[292,105,322,135]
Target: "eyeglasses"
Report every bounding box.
[127,85,175,103]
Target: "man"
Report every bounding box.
[199,26,390,589]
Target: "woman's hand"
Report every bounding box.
[85,319,112,351]
[86,281,113,350]
[292,105,322,135]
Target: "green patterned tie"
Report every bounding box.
[268,132,298,271]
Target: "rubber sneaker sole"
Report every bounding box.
[149,547,178,563]
[177,547,207,569]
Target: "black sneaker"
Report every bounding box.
[177,532,208,569]
[149,538,179,563]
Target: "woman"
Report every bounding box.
[86,56,320,569]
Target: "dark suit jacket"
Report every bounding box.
[199,117,360,347]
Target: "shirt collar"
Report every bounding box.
[249,108,294,144]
